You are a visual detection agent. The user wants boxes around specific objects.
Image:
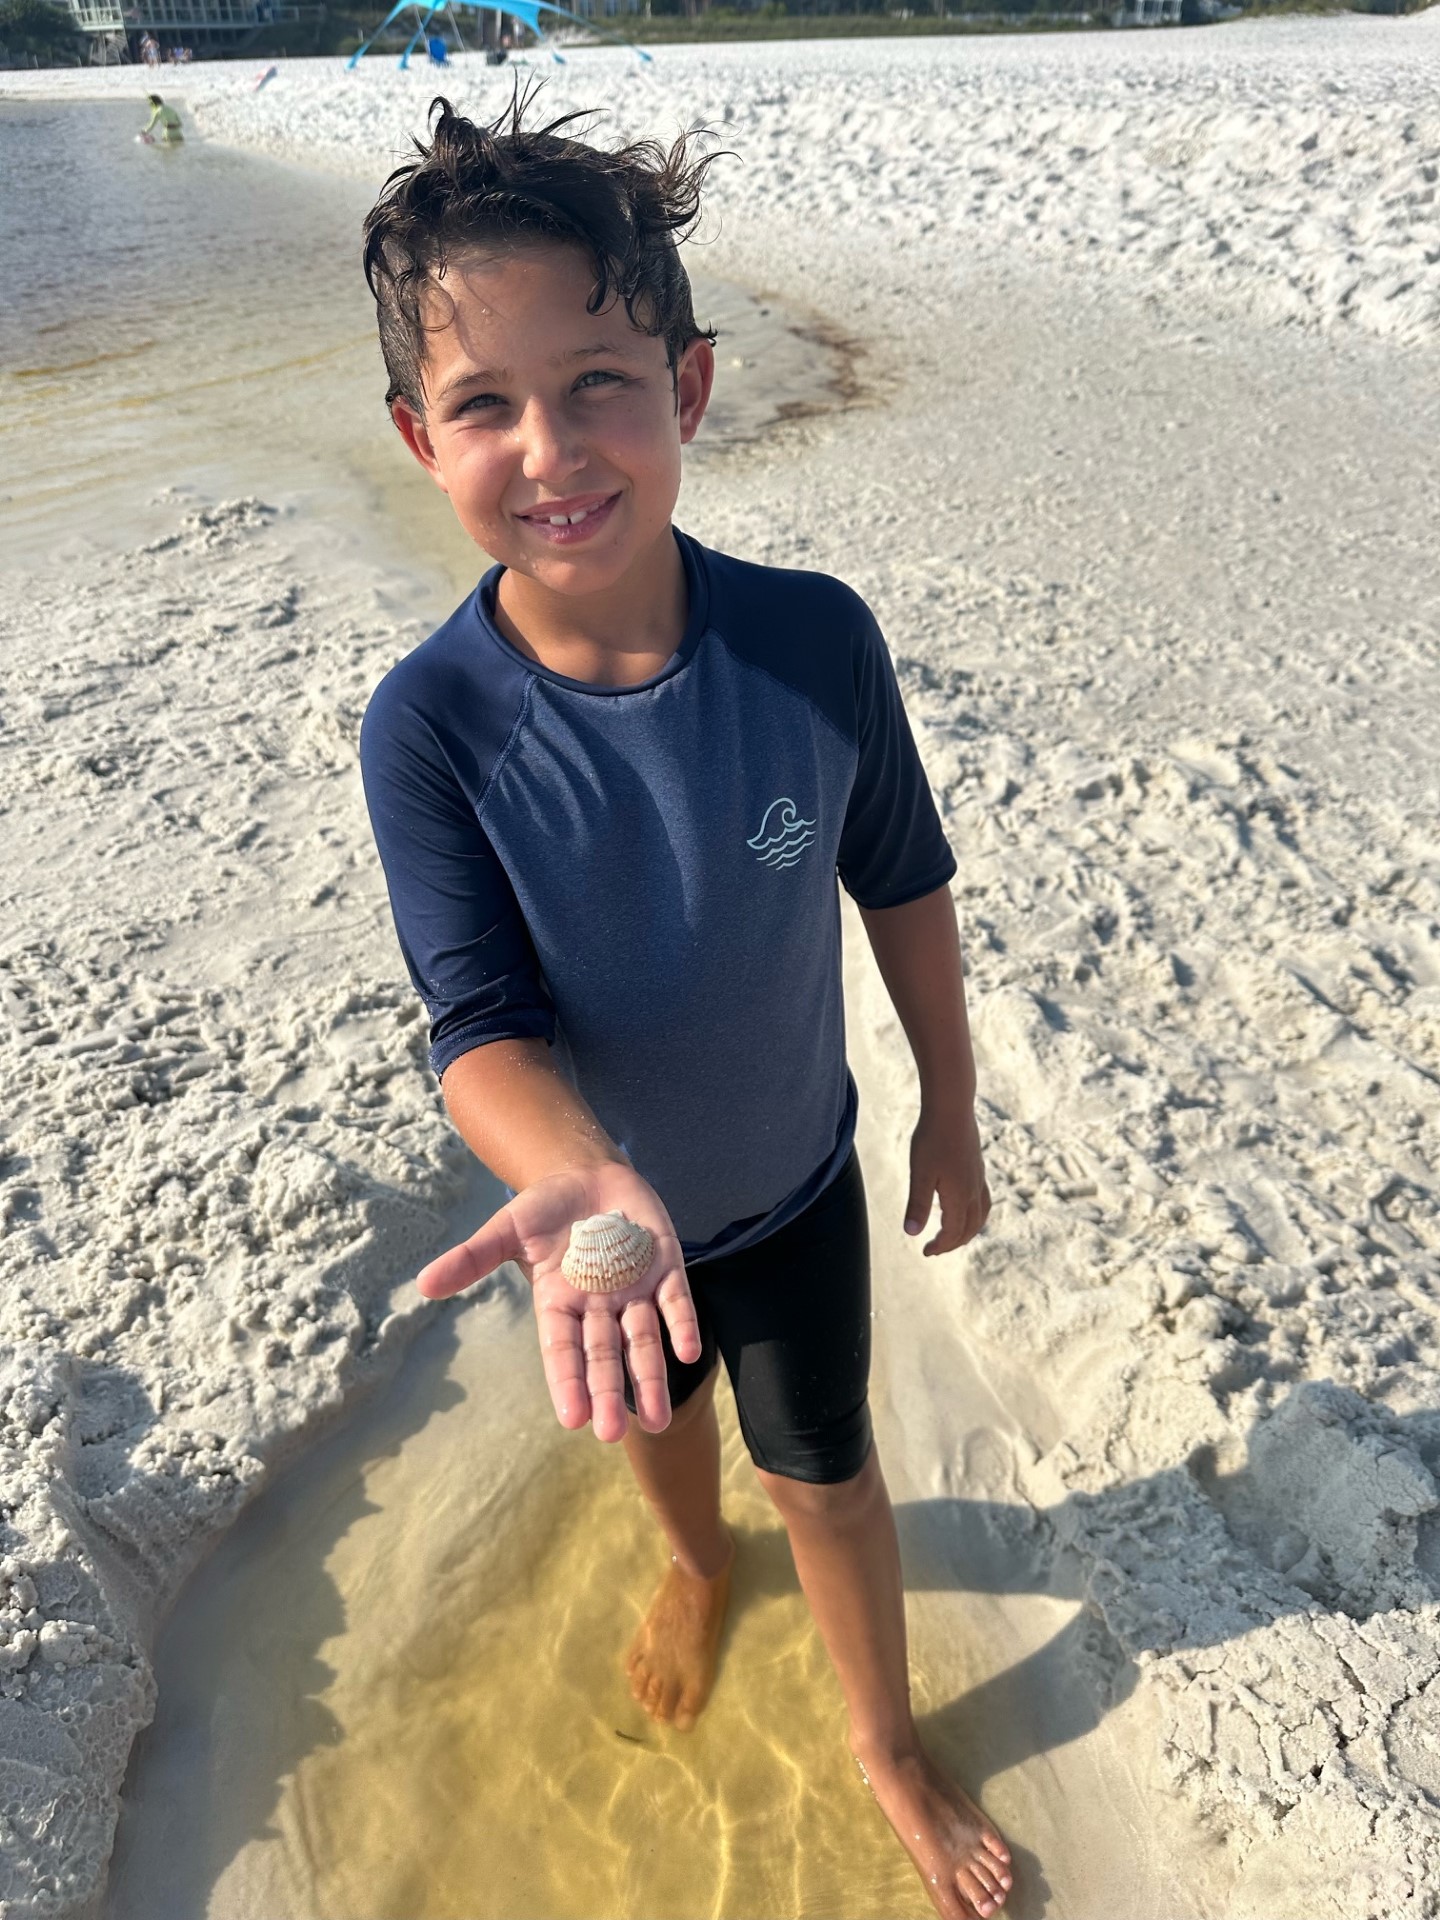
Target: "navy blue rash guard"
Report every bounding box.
[359,527,956,1264]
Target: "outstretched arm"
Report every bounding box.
[439,1034,623,1194]
[418,1038,702,1441]
[857,883,990,1256]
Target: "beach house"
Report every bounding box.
[66,0,315,59]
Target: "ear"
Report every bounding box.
[390,397,450,492]
[675,337,715,447]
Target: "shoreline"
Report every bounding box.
[2,20,1439,1919]
[6,19,1440,350]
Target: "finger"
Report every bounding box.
[904,1172,934,1240]
[621,1299,673,1433]
[653,1265,702,1365]
[416,1199,523,1300]
[535,1299,591,1430]
[925,1189,987,1256]
[924,1179,970,1257]
[940,1190,990,1251]
[583,1308,629,1445]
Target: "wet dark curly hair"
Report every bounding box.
[362,81,726,417]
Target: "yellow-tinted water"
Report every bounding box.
[290,1397,921,1920]
[107,1260,939,1920]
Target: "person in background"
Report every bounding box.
[142,95,184,146]
[139,31,159,67]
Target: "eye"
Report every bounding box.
[458,391,502,413]
[576,369,624,389]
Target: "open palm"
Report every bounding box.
[414,1163,701,1442]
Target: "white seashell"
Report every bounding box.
[560,1211,656,1293]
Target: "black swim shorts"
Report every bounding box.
[623,1143,872,1485]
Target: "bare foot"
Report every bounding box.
[624,1529,735,1732]
[851,1738,1013,1920]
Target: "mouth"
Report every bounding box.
[514,492,620,547]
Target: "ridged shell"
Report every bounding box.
[560,1212,656,1293]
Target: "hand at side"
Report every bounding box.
[904,1099,991,1256]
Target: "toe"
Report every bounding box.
[955,1865,997,1918]
[969,1859,1006,1907]
[981,1832,1011,1871]
[673,1688,702,1732]
[923,1870,969,1920]
[655,1679,682,1722]
[970,1855,1004,1891]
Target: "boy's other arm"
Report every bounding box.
[438,1036,628,1193]
[857,883,991,1257]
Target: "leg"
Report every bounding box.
[756,1446,1013,1920]
[622,1363,732,1578]
[621,1366,734,1731]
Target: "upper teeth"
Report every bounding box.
[545,506,595,525]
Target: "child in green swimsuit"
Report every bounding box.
[143,97,183,145]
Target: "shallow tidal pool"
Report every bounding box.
[103,1258,939,1920]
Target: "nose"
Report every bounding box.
[516,396,586,486]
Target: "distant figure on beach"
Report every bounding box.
[139,30,159,67]
[141,95,183,146]
[357,86,1014,1920]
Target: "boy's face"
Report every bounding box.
[391,242,713,599]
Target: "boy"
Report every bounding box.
[358,89,1014,1920]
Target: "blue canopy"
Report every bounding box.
[346,0,653,69]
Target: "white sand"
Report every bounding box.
[3,17,1440,1919]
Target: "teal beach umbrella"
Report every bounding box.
[346,0,653,70]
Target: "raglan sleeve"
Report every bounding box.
[359,676,555,1080]
[835,594,957,910]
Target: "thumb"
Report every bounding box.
[416,1198,520,1300]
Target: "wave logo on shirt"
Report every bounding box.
[747,797,817,870]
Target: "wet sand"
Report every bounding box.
[0,96,842,591]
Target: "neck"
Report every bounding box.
[493,526,688,687]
